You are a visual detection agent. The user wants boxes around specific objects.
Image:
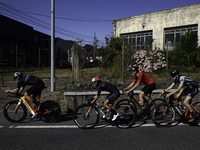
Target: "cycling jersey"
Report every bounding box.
[133,71,155,86]
[174,76,198,98]
[97,82,120,101]
[16,75,45,97]
[173,76,198,88]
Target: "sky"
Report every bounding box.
[0,0,199,46]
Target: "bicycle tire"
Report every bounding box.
[4,100,27,123]
[115,99,137,110]
[39,100,61,123]
[192,102,200,122]
[152,103,176,127]
[73,104,99,129]
[148,98,166,114]
[115,103,136,129]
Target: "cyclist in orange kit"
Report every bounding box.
[123,66,157,115]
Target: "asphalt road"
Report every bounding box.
[1,98,200,150]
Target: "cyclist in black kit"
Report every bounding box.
[90,76,120,121]
[5,72,45,111]
[161,69,199,122]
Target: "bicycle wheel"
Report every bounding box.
[149,98,166,113]
[152,103,176,127]
[4,100,27,123]
[73,104,99,129]
[115,99,137,110]
[115,103,136,129]
[39,100,61,123]
[192,102,200,122]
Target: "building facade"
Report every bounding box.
[0,14,73,68]
[113,3,200,50]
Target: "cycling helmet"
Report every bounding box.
[170,69,179,78]
[91,76,100,85]
[13,72,23,80]
[130,66,139,74]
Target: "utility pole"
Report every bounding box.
[122,39,124,82]
[94,32,96,60]
[51,0,55,92]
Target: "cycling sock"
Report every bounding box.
[141,105,145,110]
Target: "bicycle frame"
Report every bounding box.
[162,98,200,119]
[128,92,154,110]
[15,96,40,116]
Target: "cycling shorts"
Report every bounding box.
[141,82,157,94]
[106,90,120,102]
[182,86,198,98]
[26,81,45,97]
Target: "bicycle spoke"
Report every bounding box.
[73,104,99,129]
[152,103,175,127]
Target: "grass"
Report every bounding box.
[1,67,200,83]
[1,67,200,107]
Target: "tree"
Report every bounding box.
[168,31,199,72]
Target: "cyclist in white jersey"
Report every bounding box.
[161,69,198,122]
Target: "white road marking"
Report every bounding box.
[0,122,189,129]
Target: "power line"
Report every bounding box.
[9,4,114,22]
[0,2,104,43]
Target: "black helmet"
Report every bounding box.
[13,72,23,80]
[170,69,179,77]
[130,66,139,74]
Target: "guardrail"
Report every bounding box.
[64,88,200,110]
[64,89,174,103]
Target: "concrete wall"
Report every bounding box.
[113,3,200,49]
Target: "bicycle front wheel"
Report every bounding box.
[73,104,99,129]
[39,100,61,123]
[115,103,136,129]
[149,98,166,114]
[152,103,176,127]
[4,100,27,123]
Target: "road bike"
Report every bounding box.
[4,93,61,123]
[152,93,200,127]
[116,91,166,117]
[73,97,136,129]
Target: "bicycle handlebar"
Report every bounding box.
[7,92,23,98]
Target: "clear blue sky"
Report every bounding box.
[0,0,199,46]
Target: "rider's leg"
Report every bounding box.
[104,99,112,111]
[184,96,197,122]
[183,96,193,113]
[24,92,35,103]
[139,91,145,110]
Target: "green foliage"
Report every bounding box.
[168,31,199,72]
[102,36,123,69]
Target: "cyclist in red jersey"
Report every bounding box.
[123,66,157,114]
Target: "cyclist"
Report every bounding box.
[5,72,45,113]
[123,66,157,115]
[161,69,198,122]
[89,76,120,121]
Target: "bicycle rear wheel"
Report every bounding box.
[39,100,61,123]
[152,103,176,127]
[73,104,99,129]
[115,103,136,129]
[4,100,27,123]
